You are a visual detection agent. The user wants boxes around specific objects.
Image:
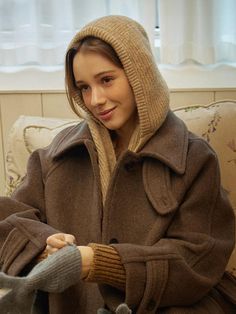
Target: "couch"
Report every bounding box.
[4,99,236,277]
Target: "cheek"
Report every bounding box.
[115,83,134,103]
[82,93,91,109]
[125,87,136,108]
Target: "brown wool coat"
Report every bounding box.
[0,111,235,313]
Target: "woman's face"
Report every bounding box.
[73,51,137,137]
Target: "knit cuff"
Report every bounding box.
[85,243,126,291]
[28,244,82,293]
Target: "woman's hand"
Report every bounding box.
[77,246,94,279]
[46,233,76,255]
[36,233,76,263]
[47,235,94,279]
[38,233,94,279]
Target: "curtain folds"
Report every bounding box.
[159,0,236,65]
[1,0,235,67]
[0,0,156,66]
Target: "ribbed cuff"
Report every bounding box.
[85,243,126,291]
[28,244,82,293]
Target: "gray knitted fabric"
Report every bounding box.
[0,244,81,314]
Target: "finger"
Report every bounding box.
[46,234,67,248]
[46,245,59,256]
[64,234,76,244]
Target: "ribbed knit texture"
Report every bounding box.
[85,243,126,291]
[27,244,81,293]
[88,119,117,198]
[0,245,81,314]
[66,15,170,202]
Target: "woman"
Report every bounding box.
[0,15,235,313]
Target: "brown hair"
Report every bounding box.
[65,36,123,117]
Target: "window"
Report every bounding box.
[0,0,235,90]
[0,0,157,67]
[158,0,236,65]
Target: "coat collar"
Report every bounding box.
[139,111,188,174]
[49,120,93,158]
[50,112,189,175]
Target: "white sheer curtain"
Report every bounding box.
[159,0,236,65]
[0,0,156,67]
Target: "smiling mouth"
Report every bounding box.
[98,107,116,121]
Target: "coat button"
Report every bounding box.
[109,238,119,244]
[124,162,135,172]
[146,299,156,311]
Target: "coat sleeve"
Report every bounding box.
[111,139,235,312]
[0,150,59,276]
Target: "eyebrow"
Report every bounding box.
[75,70,116,85]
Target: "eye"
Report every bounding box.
[78,84,90,93]
[101,76,114,85]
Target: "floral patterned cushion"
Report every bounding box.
[5,115,78,196]
[5,100,236,275]
[174,100,236,210]
[174,100,236,275]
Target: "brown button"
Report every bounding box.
[109,238,119,244]
[124,162,135,172]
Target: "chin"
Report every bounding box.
[102,122,121,131]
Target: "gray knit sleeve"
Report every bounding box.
[0,244,81,314]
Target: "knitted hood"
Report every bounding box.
[65,15,170,201]
[66,15,169,151]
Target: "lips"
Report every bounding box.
[98,107,116,121]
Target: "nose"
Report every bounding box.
[90,86,106,107]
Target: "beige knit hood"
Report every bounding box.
[65,15,170,200]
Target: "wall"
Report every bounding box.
[0,88,236,196]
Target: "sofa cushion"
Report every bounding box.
[174,100,236,212]
[5,115,79,196]
[174,100,236,275]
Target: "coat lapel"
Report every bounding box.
[49,121,94,159]
[139,111,189,175]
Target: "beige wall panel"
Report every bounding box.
[214,91,236,101]
[0,94,42,159]
[42,93,78,119]
[170,91,214,109]
[0,109,5,196]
